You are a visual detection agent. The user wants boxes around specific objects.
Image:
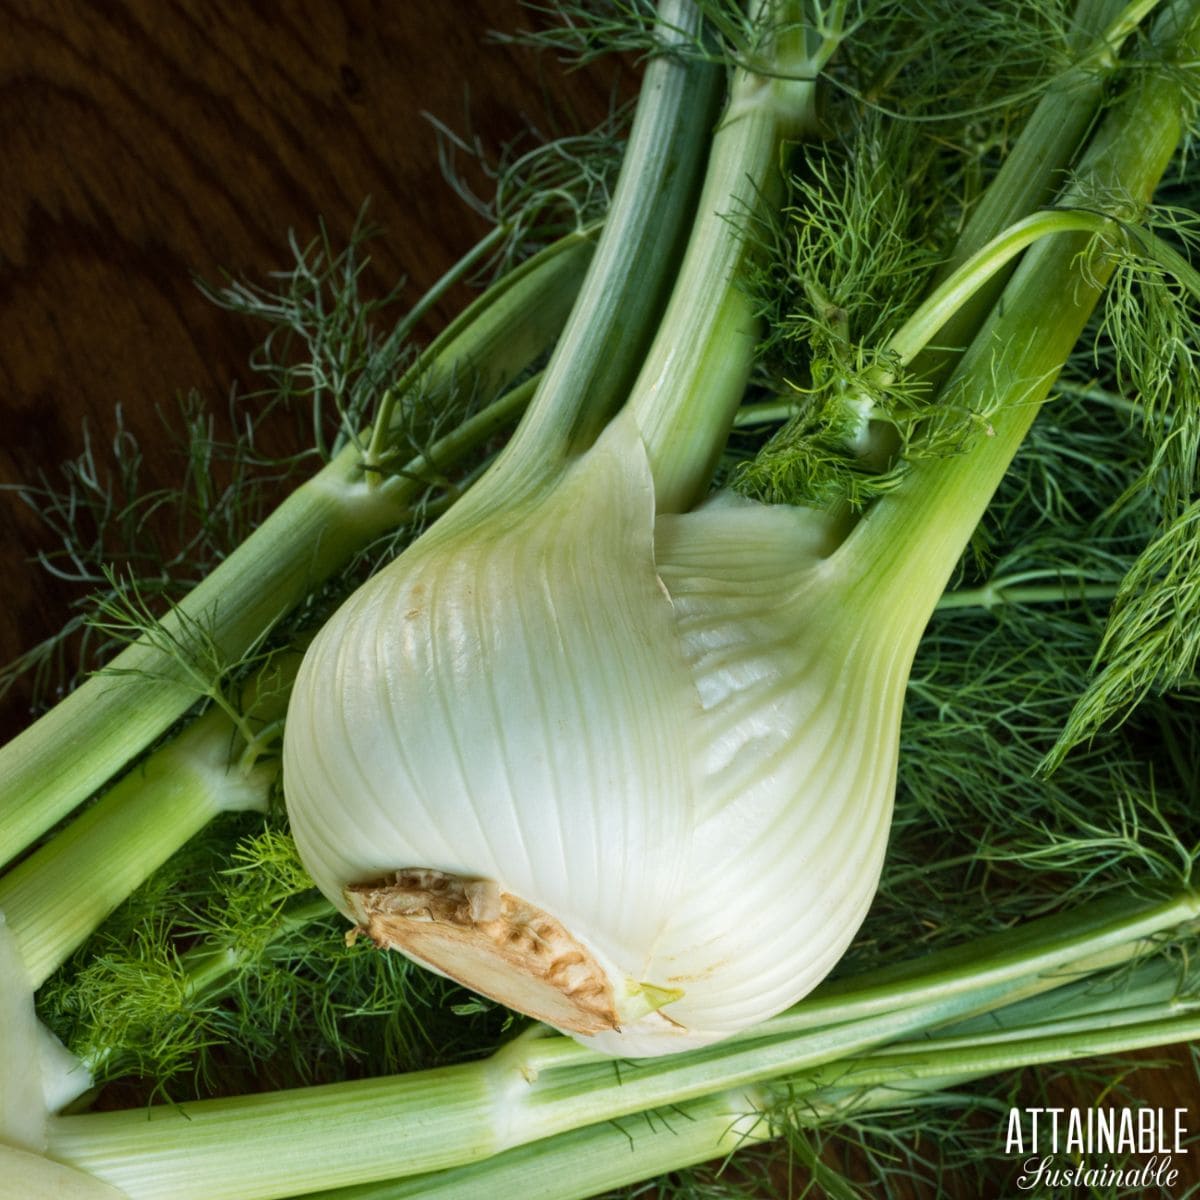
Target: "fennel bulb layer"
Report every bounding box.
[283,413,906,1056]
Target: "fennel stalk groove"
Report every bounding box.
[4,0,1200,1197]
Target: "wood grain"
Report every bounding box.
[0,0,612,736]
[0,3,1196,1196]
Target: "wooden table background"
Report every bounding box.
[1,2,1196,1196]
[0,0,620,735]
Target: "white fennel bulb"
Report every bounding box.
[283,412,912,1057]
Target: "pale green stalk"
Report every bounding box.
[938,0,1155,274]
[805,1009,1200,1100]
[913,0,1156,375]
[734,397,802,426]
[40,891,1200,1200]
[309,951,1199,1200]
[866,196,1199,420]
[887,209,1120,366]
[840,0,1196,639]
[925,951,1199,1042]
[442,0,723,523]
[761,890,1200,1036]
[0,709,270,992]
[0,232,594,869]
[302,1088,773,1200]
[627,4,843,512]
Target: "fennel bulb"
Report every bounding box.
[283,410,908,1056]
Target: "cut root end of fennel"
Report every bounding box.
[345,868,683,1036]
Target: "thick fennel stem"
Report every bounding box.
[840,1,1195,637]
[322,1004,1200,1200]
[807,1010,1200,1096]
[933,0,1152,280]
[930,947,1197,1038]
[798,0,1148,492]
[768,958,1200,1127]
[0,468,381,859]
[858,0,1154,469]
[42,891,1200,1200]
[300,1088,773,1200]
[454,0,723,514]
[0,230,595,869]
[37,909,1200,1200]
[763,890,1200,1035]
[0,377,542,990]
[627,11,832,513]
[884,1001,1200,1057]
[0,709,269,991]
[312,955,1197,1200]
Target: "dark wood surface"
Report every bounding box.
[1,3,1196,1196]
[0,0,615,736]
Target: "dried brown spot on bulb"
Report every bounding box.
[345,869,621,1034]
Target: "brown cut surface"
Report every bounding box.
[348,868,621,1034]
